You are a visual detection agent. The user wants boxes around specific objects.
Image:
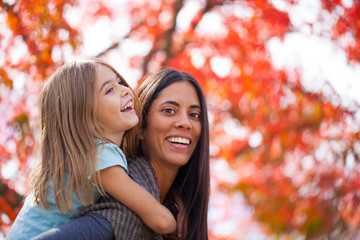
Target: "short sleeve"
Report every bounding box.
[96,143,128,174]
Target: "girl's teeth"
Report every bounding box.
[122,102,132,110]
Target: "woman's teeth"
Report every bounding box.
[167,137,190,145]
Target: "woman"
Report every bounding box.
[33,68,210,240]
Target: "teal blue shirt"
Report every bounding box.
[6,142,127,240]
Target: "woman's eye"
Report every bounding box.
[105,87,113,94]
[117,80,124,86]
[190,112,200,119]
[163,108,175,114]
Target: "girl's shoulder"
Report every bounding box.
[97,142,124,157]
[96,141,128,174]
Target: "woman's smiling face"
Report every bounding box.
[142,81,201,170]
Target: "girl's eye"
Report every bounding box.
[105,87,113,94]
[117,80,124,86]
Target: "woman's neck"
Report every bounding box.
[151,162,179,203]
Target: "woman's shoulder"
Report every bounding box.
[127,156,159,198]
[127,156,151,173]
[78,155,163,240]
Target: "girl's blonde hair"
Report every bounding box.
[29,58,141,213]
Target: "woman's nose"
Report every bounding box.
[175,112,191,129]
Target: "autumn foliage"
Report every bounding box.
[1,0,360,239]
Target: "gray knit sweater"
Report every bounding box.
[79,156,176,240]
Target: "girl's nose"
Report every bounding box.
[120,86,130,97]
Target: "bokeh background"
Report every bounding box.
[1,0,360,239]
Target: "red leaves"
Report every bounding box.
[320,0,343,12]
[2,0,81,79]
[322,0,360,62]
[0,180,23,233]
[85,1,114,18]
[1,0,360,238]
[262,4,290,39]
[0,197,16,221]
[1,1,85,234]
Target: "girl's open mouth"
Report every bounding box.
[121,101,133,112]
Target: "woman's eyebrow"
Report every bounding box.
[190,104,201,109]
[160,100,179,106]
[160,101,201,109]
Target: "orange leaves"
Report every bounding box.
[119,0,360,238]
[236,165,298,233]
[340,193,360,229]
[1,0,360,238]
[39,49,54,66]
[1,1,86,234]
[1,0,81,79]
[269,136,282,160]
[9,112,35,168]
[0,68,13,89]
[0,145,12,160]
[220,139,249,164]
[339,171,360,229]
[6,11,20,33]
[0,180,23,234]
[0,178,23,235]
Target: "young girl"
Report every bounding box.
[6,58,176,240]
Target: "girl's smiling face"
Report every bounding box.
[94,64,139,145]
[141,81,201,170]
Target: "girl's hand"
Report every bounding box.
[172,191,187,239]
[163,232,180,240]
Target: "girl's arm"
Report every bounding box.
[99,166,177,234]
[164,189,187,240]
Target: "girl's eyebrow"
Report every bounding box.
[160,100,201,109]
[100,80,111,92]
[100,76,121,91]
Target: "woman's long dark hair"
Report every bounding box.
[134,68,210,239]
